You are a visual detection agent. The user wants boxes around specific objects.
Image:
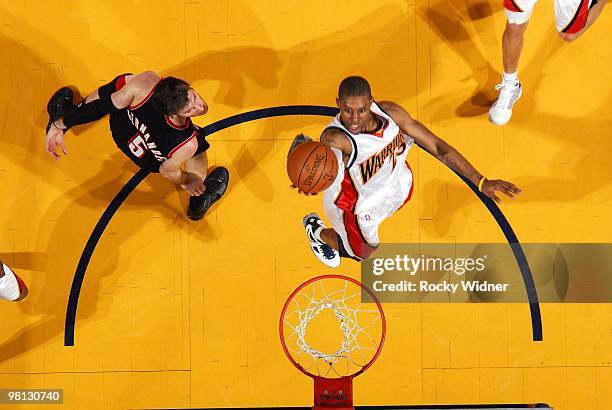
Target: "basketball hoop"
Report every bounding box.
[279,275,386,410]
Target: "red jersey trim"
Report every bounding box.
[115,75,128,91]
[342,209,378,260]
[363,114,389,138]
[168,131,197,158]
[15,273,27,297]
[129,78,162,110]
[562,0,589,33]
[503,0,523,12]
[335,171,359,212]
[398,161,415,210]
[333,172,377,259]
[165,115,192,130]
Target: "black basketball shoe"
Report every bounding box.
[187,167,230,221]
[46,87,76,133]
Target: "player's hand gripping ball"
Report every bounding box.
[287,141,338,194]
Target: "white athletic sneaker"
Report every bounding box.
[303,213,340,268]
[488,81,522,125]
[0,262,27,301]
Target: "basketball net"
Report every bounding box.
[280,275,386,410]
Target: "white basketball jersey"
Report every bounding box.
[323,101,414,216]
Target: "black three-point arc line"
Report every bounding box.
[64,105,542,346]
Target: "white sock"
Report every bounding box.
[502,71,519,85]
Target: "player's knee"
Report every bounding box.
[506,21,529,37]
[558,31,580,42]
[319,228,338,248]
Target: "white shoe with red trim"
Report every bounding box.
[0,261,28,301]
[303,213,340,268]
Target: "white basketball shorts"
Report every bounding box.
[323,164,414,260]
[0,262,25,301]
[504,0,596,33]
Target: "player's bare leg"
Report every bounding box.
[184,151,209,181]
[502,21,529,74]
[489,21,528,125]
[559,0,607,41]
[320,228,339,250]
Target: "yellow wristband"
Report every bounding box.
[478,177,486,192]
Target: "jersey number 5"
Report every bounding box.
[128,134,148,158]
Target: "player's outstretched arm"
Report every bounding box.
[320,128,353,166]
[159,138,205,196]
[287,129,353,165]
[45,71,159,160]
[55,71,158,129]
[379,100,521,203]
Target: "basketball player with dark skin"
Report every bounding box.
[293,85,521,251]
[45,71,229,220]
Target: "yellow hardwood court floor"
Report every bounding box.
[0,1,611,409]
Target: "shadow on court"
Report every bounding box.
[0,1,426,364]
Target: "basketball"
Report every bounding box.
[287,141,339,193]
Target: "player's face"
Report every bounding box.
[178,89,208,117]
[337,95,373,134]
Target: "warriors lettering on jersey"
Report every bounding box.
[126,110,166,162]
[359,131,407,184]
